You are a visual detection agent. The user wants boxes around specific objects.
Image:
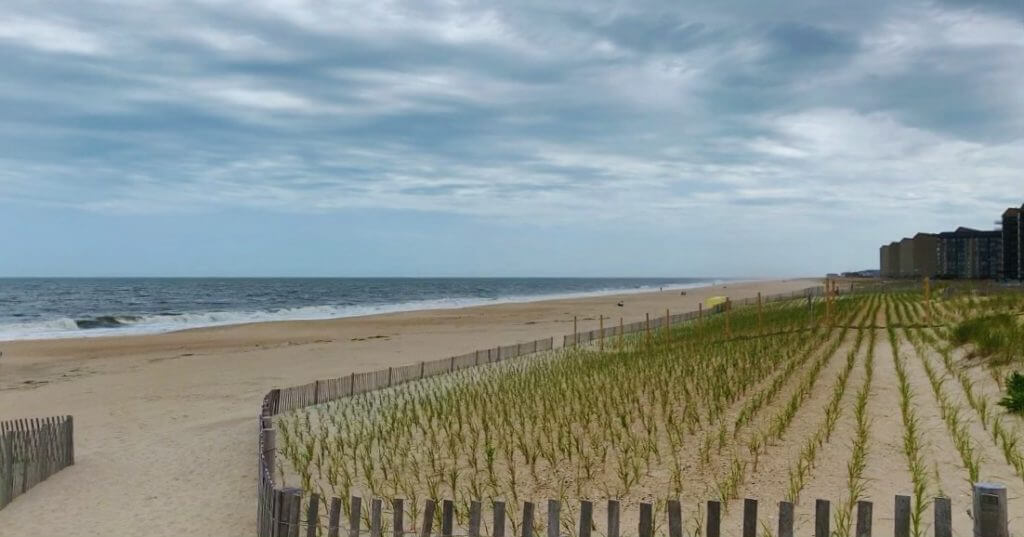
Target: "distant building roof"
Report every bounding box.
[938,227,1001,238]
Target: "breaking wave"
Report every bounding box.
[0,280,726,342]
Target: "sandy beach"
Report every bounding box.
[0,278,818,536]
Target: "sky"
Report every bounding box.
[0,0,1022,277]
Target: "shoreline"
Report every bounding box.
[0,277,741,343]
[0,278,818,537]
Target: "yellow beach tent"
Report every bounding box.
[706,296,728,308]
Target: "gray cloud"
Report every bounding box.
[0,0,1021,230]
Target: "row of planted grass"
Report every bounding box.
[275,291,866,533]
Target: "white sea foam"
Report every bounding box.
[0,280,727,342]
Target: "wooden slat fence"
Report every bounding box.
[562,286,826,348]
[258,335,556,536]
[0,415,74,510]
[255,284,844,537]
[260,492,1009,537]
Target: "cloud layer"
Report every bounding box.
[0,0,1022,274]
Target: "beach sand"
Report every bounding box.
[0,278,818,536]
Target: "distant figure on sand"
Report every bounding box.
[616,301,624,307]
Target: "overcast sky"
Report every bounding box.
[1,0,1022,277]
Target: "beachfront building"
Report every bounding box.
[936,227,1003,279]
[887,241,900,277]
[880,244,892,277]
[911,233,938,278]
[898,237,915,277]
[1015,203,1024,280]
[1005,207,1021,281]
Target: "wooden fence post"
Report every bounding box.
[393,499,405,537]
[328,497,343,537]
[574,317,578,347]
[66,415,74,465]
[351,496,363,537]
[973,483,1009,537]
[372,498,383,537]
[441,499,454,537]
[664,309,670,343]
[667,500,682,537]
[645,313,651,346]
[757,292,763,335]
[350,372,356,395]
[934,497,951,537]
[706,501,721,537]
[307,494,321,537]
[0,434,12,508]
[579,500,593,537]
[742,499,757,537]
[855,501,872,537]
[493,500,506,537]
[607,500,620,537]
[421,500,436,537]
[522,502,535,537]
[894,495,910,537]
[288,489,303,537]
[468,500,482,537]
[814,500,829,537]
[599,315,604,352]
[547,499,560,537]
[618,318,624,349]
[639,502,653,537]
[275,489,289,537]
[777,501,793,537]
[420,362,425,379]
[387,367,393,387]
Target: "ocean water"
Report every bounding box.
[0,278,724,341]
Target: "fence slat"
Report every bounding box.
[706,501,720,537]
[607,500,620,537]
[579,500,593,537]
[372,498,383,537]
[777,501,794,537]
[328,497,343,537]
[667,500,682,537]
[351,496,363,537]
[393,499,404,537]
[442,500,454,537]
[814,500,829,537]
[742,499,757,537]
[934,497,951,537]
[493,501,506,537]
[274,489,287,537]
[421,499,436,537]
[855,501,872,537]
[468,500,482,537]
[307,494,320,537]
[288,490,302,537]
[894,495,910,537]
[522,502,535,537]
[638,502,653,537]
[547,500,560,537]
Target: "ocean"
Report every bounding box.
[0,277,726,341]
